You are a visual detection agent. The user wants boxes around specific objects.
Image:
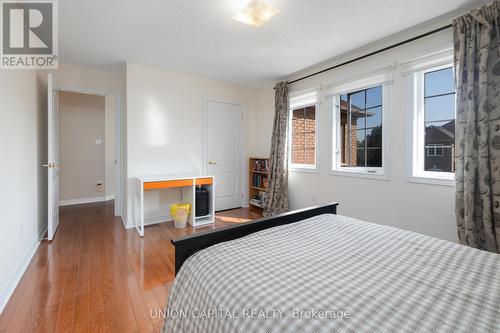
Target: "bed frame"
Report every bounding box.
[171,202,338,274]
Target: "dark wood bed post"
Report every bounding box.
[171,202,339,274]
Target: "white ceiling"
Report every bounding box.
[60,0,479,86]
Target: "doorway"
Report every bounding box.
[58,91,114,207]
[204,99,245,211]
[46,73,122,240]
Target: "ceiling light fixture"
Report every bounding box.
[233,0,279,27]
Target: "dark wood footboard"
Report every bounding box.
[171,202,338,274]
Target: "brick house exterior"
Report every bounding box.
[291,101,380,167]
[340,100,374,166]
[291,106,316,165]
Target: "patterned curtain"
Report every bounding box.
[454,0,500,253]
[263,82,289,216]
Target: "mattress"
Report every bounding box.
[163,214,500,332]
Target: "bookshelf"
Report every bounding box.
[249,157,269,210]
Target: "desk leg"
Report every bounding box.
[140,188,144,237]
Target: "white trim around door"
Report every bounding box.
[55,85,124,217]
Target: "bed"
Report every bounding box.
[164,204,500,333]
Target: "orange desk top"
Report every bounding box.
[143,177,213,191]
[195,177,213,186]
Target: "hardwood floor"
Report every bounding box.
[0,201,261,333]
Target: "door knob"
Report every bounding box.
[208,161,216,165]
[42,163,58,168]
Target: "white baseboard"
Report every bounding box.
[121,214,128,229]
[0,226,47,314]
[59,194,115,207]
[124,215,173,229]
[145,215,173,226]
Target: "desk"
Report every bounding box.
[134,175,215,236]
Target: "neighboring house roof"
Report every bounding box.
[426,120,455,144]
[441,119,455,134]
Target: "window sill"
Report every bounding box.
[406,176,455,187]
[289,166,319,174]
[330,169,389,181]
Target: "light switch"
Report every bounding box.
[95,139,103,145]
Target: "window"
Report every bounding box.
[290,104,317,169]
[424,67,455,173]
[339,86,383,169]
[332,82,387,177]
[410,65,456,184]
[289,91,318,171]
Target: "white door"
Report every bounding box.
[47,74,60,240]
[206,100,244,211]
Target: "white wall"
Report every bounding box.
[0,70,47,312]
[126,63,257,225]
[52,64,124,93]
[254,83,275,158]
[254,30,458,242]
[59,92,106,203]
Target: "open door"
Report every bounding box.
[46,73,60,240]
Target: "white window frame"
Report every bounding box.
[288,91,319,172]
[407,62,455,186]
[330,75,391,180]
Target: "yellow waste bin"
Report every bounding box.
[170,203,191,228]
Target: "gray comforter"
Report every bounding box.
[163,214,500,332]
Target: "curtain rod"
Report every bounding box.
[277,24,453,88]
